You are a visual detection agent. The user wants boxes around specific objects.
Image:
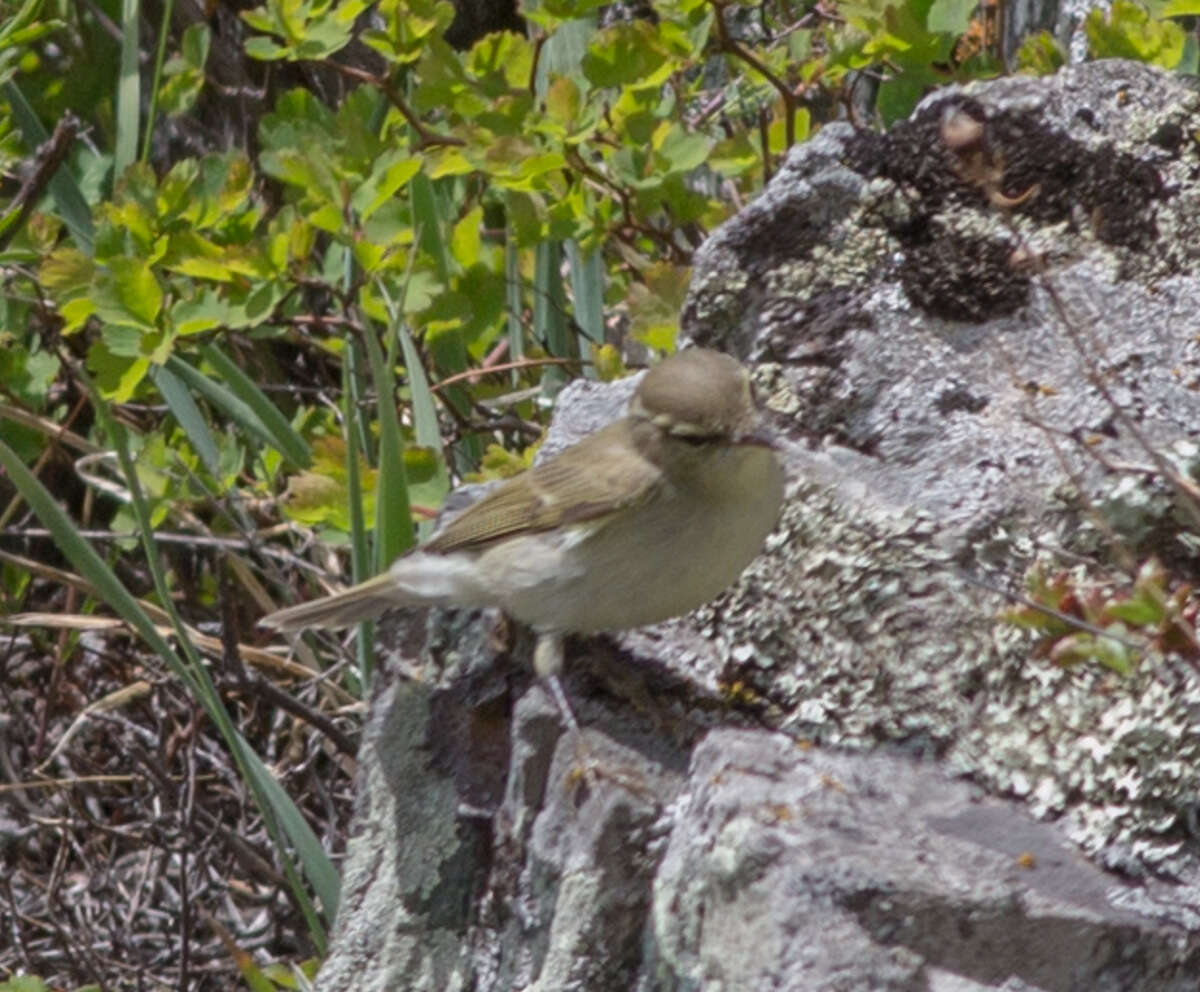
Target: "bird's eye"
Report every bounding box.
[678,433,715,447]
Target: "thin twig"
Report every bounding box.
[325,62,463,149]
[431,356,586,392]
[0,114,82,252]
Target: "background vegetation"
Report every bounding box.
[1,0,1198,987]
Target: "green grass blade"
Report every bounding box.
[97,396,339,933]
[341,336,371,693]
[409,172,449,283]
[409,175,478,465]
[398,324,442,455]
[230,732,341,928]
[0,419,344,929]
[504,230,524,383]
[565,239,603,377]
[141,0,176,163]
[79,384,337,934]
[114,0,140,177]
[167,350,310,468]
[151,363,222,478]
[362,327,412,572]
[534,239,570,393]
[0,436,202,695]
[2,81,93,248]
[197,343,312,467]
[398,324,450,540]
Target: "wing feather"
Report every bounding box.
[424,420,662,554]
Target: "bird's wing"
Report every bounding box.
[423,419,662,554]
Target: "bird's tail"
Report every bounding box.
[259,572,409,631]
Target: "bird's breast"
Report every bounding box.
[483,445,784,634]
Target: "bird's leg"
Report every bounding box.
[533,633,597,788]
[534,633,581,735]
[532,634,657,799]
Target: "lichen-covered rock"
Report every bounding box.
[645,730,1200,991]
[317,60,1200,992]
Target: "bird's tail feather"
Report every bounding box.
[259,572,412,631]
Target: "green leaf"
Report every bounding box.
[88,338,150,401]
[467,30,534,91]
[450,204,483,267]
[1086,0,1185,68]
[582,21,672,88]
[523,0,609,29]
[351,151,422,221]
[709,132,761,179]
[926,0,976,35]
[1106,596,1163,627]
[1161,0,1200,14]
[628,261,688,353]
[259,148,341,206]
[0,976,50,992]
[654,123,712,174]
[158,23,212,117]
[545,74,581,129]
[241,0,368,60]
[108,257,164,326]
[1015,30,1066,75]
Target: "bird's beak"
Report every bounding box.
[734,425,779,449]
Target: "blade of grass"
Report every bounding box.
[96,387,337,931]
[166,351,310,469]
[565,239,604,377]
[361,326,412,573]
[410,172,449,284]
[504,223,524,385]
[0,433,338,935]
[379,265,448,539]
[409,179,479,468]
[534,239,570,394]
[141,0,176,163]
[114,0,140,178]
[398,324,449,541]
[342,333,371,694]
[197,343,312,467]
[397,322,446,454]
[151,364,221,478]
[2,81,93,249]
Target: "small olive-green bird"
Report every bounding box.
[260,348,785,682]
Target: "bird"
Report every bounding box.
[261,348,785,730]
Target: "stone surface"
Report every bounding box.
[316,61,1200,991]
[646,731,1199,992]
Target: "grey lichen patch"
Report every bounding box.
[750,362,801,417]
[780,222,895,290]
[686,473,1200,876]
[693,483,982,751]
[961,655,1200,877]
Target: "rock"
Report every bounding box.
[647,730,1199,991]
[316,61,1200,991]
